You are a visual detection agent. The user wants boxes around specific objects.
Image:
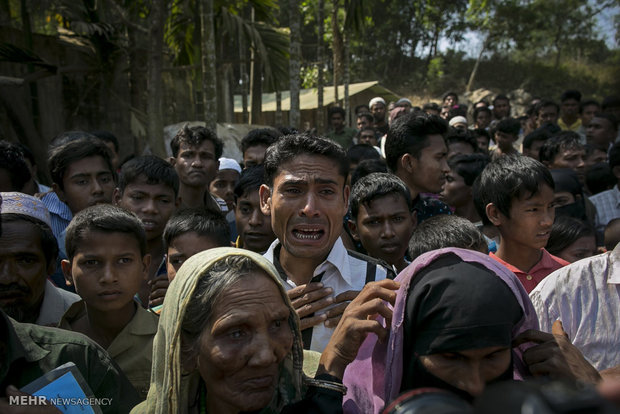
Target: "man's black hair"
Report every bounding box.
[443,92,458,102]
[535,100,560,116]
[585,162,616,195]
[471,128,491,142]
[523,128,553,150]
[355,104,370,114]
[163,207,230,249]
[349,173,412,219]
[609,142,620,170]
[357,112,374,124]
[473,154,554,219]
[347,144,380,165]
[539,132,583,166]
[384,113,448,172]
[492,94,510,105]
[560,90,581,103]
[240,128,281,155]
[495,118,521,135]
[473,106,492,121]
[0,141,32,191]
[602,95,620,112]
[328,106,346,118]
[170,124,223,159]
[65,204,146,261]
[351,159,388,187]
[13,142,36,167]
[546,216,594,258]
[445,129,478,154]
[593,113,619,132]
[1,214,58,266]
[263,133,349,187]
[117,155,179,197]
[48,131,98,150]
[448,153,490,187]
[579,100,600,114]
[408,214,487,259]
[90,130,120,153]
[234,165,265,201]
[422,102,440,112]
[48,138,115,190]
[448,105,467,119]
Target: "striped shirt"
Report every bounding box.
[264,237,394,352]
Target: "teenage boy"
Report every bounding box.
[209,157,241,213]
[60,204,159,399]
[113,155,179,310]
[476,155,569,292]
[234,166,276,253]
[539,132,586,183]
[441,153,489,223]
[240,128,281,169]
[163,207,231,282]
[489,118,521,159]
[384,112,452,223]
[169,125,223,208]
[347,173,416,273]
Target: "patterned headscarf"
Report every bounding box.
[131,247,305,414]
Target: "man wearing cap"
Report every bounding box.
[0,192,79,326]
[369,97,389,136]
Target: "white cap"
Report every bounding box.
[369,97,386,108]
[218,157,242,173]
[449,116,468,127]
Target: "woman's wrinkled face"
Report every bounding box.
[197,271,294,413]
[420,346,511,398]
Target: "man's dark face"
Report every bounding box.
[330,113,345,132]
[493,99,510,119]
[561,99,579,119]
[0,220,53,323]
[537,105,559,127]
[371,103,386,123]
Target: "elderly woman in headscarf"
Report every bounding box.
[132,247,398,414]
[342,248,601,413]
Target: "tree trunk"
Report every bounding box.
[200,0,218,131]
[289,0,301,129]
[276,90,283,125]
[466,36,487,93]
[146,0,166,156]
[20,0,39,130]
[343,31,350,126]
[249,7,262,124]
[317,0,325,133]
[239,32,249,123]
[331,0,343,105]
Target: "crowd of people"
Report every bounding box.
[0,88,619,413]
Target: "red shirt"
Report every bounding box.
[490,249,569,293]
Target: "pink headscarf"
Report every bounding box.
[342,248,539,414]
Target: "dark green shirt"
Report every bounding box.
[325,127,358,149]
[0,311,141,413]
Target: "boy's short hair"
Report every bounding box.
[535,100,560,116]
[357,112,374,123]
[384,113,448,172]
[117,155,179,197]
[347,144,381,165]
[240,128,281,155]
[546,216,594,257]
[523,128,552,150]
[579,100,600,113]
[493,94,509,105]
[495,118,521,136]
[538,131,583,165]
[48,138,115,190]
[448,153,490,187]
[445,129,478,154]
[471,128,490,142]
[349,173,412,220]
[473,154,554,219]
[163,207,230,249]
[65,204,146,261]
[0,141,31,191]
[473,106,492,121]
[351,159,388,187]
[234,165,265,200]
[49,131,98,150]
[263,133,349,187]
[408,214,487,259]
[422,102,440,112]
[90,130,120,153]
[560,90,581,102]
[170,125,223,159]
[328,106,346,118]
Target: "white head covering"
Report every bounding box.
[369,97,386,108]
[217,157,242,173]
[449,116,468,127]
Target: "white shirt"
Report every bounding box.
[264,237,391,352]
[529,243,620,371]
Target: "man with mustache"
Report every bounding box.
[0,192,79,325]
[260,134,393,352]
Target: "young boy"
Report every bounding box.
[441,153,489,223]
[476,155,569,292]
[59,204,158,399]
[163,207,231,281]
[233,165,276,253]
[113,155,179,310]
[489,118,521,159]
[209,157,241,213]
[348,172,416,273]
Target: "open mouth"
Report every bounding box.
[142,219,158,230]
[292,228,324,240]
